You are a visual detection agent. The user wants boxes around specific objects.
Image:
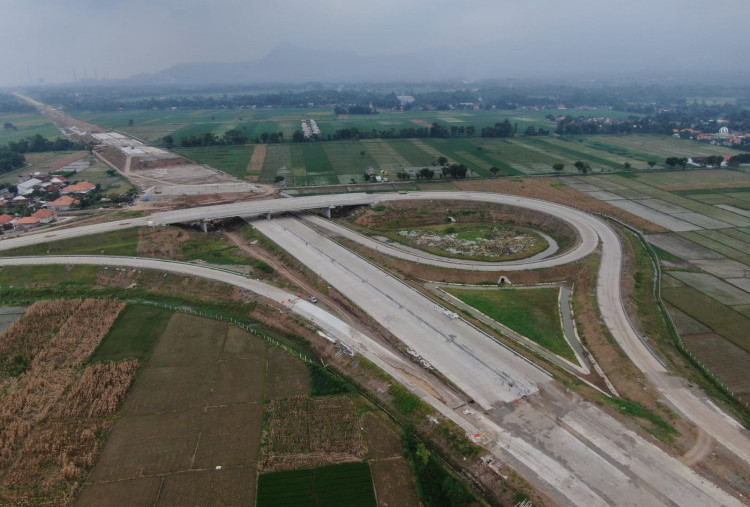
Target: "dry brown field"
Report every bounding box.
[78,314,266,506]
[0,300,135,506]
[266,347,310,399]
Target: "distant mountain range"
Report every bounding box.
[125,43,747,86]
[127,44,486,85]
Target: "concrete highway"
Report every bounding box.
[336,191,750,466]
[252,216,552,406]
[1,191,749,505]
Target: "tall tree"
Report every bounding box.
[574,161,591,174]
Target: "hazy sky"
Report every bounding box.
[1,0,747,85]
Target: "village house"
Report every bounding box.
[0,213,14,231]
[13,215,40,230]
[17,177,42,196]
[11,208,57,230]
[32,208,56,224]
[46,195,79,211]
[61,181,96,195]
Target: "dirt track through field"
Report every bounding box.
[248,144,267,174]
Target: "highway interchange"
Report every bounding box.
[1,191,749,506]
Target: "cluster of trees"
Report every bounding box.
[728,153,750,166]
[36,88,403,112]
[396,167,436,180]
[290,121,551,143]
[556,116,675,135]
[0,149,25,174]
[0,134,88,175]
[703,155,725,167]
[402,424,474,507]
[171,128,279,148]
[442,163,469,179]
[0,94,34,113]
[665,157,689,169]
[574,161,591,174]
[7,134,86,154]
[300,122,476,142]
[333,105,374,115]
[523,125,550,136]
[480,119,514,138]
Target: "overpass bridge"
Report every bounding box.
[150,193,378,227]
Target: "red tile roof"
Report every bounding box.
[62,181,95,193]
[47,195,79,207]
[14,216,39,225]
[32,209,56,219]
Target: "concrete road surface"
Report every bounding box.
[253,216,552,406]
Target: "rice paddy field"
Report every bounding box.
[0,111,62,144]
[564,169,750,403]
[70,107,746,185]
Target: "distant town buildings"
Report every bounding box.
[300,119,321,139]
[673,126,748,147]
[0,173,98,234]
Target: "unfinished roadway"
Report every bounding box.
[1,191,749,506]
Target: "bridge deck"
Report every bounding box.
[151,193,376,225]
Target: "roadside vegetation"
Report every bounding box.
[1,229,139,257]
[596,396,679,444]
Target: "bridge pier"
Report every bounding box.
[322,207,331,219]
[266,212,271,220]
[201,219,208,233]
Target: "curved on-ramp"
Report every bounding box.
[303,191,600,271]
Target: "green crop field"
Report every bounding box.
[257,462,376,507]
[72,107,745,185]
[173,145,255,179]
[587,134,743,159]
[446,287,576,362]
[90,304,174,362]
[662,286,750,353]
[0,112,62,144]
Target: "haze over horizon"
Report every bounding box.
[1,0,748,87]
